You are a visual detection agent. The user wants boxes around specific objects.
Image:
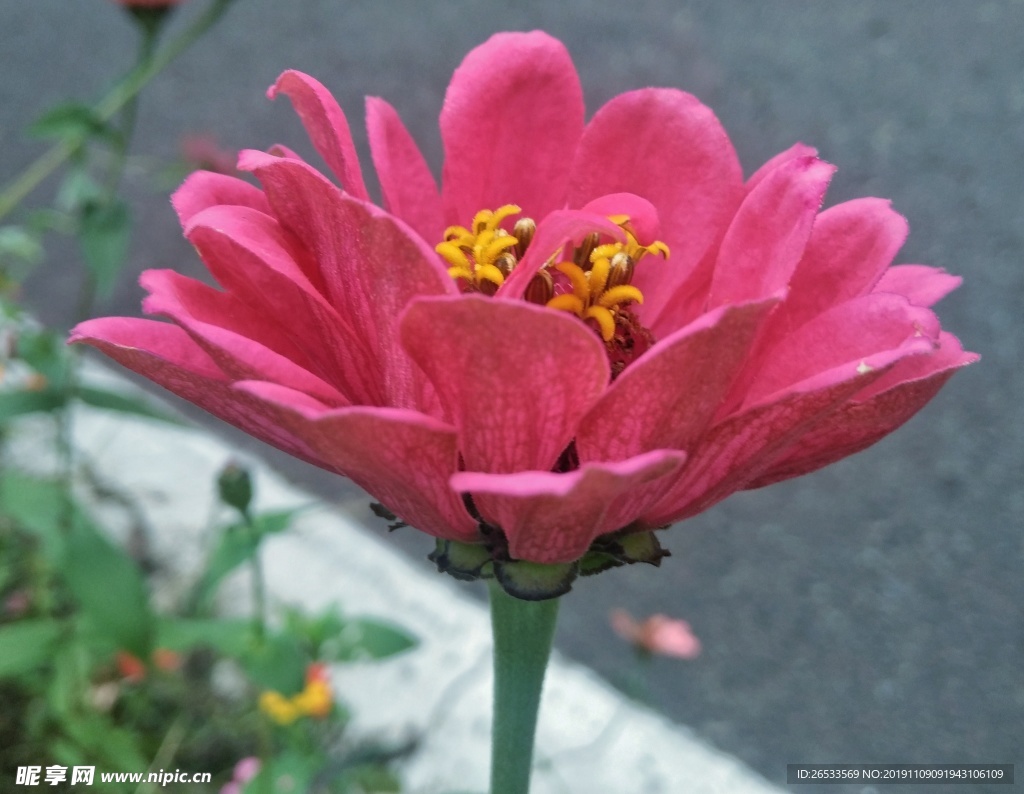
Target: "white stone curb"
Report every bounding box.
[10,360,785,794]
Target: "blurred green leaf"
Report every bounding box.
[57,169,103,213]
[60,712,148,776]
[79,199,131,297]
[244,632,306,693]
[14,326,71,387]
[0,472,73,562]
[0,225,43,267]
[0,388,66,422]
[46,641,90,718]
[191,509,298,612]
[156,617,252,658]
[29,102,122,146]
[249,751,319,794]
[0,619,63,677]
[75,385,184,425]
[338,764,402,793]
[327,619,417,663]
[61,526,153,656]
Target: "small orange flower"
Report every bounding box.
[115,650,147,682]
[151,647,182,672]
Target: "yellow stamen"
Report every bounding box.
[437,205,528,293]
[583,305,616,341]
[439,205,668,351]
[554,261,591,302]
[437,241,471,270]
[547,293,585,314]
[476,263,506,288]
[447,265,475,283]
[483,234,519,261]
[589,255,610,297]
[597,284,644,309]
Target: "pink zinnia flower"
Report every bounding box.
[71,32,975,594]
[610,609,702,659]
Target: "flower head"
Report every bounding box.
[71,32,976,599]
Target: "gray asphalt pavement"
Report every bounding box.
[2,2,1021,791]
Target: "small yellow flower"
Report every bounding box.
[259,663,333,725]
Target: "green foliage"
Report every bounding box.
[78,198,132,297]
[284,604,417,664]
[61,524,155,657]
[0,619,63,677]
[29,102,123,147]
[0,15,417,788]
[190,508,298,613]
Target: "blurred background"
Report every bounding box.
[2,1,1021,790]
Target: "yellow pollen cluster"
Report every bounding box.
[437,206,669,342]
[436,204,527,293]
[546,219,670,342]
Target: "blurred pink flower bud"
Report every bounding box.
[611,608,701,659]
[233,757,260,784]
[181,134,238,176]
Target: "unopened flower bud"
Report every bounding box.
[217,461,253,517]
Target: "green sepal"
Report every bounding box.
[428,539,492,581]
[578,551,624,577]
[493,560,579,601]
[616,529,671,566]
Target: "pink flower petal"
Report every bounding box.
[240,151,455,411]
[366,96,443,244]
[171,170,269,227]
[139,269,348,406]
[742,293,939,408]
[873,264,963,307]
[451,450,686,564]
[69,319,329,468]
[267,70,369,201]
[770,197,909,336]
[401,295,609,474]
[568,88,744,328]
[184,204,373,402]
[643,340,930,525]
[440,31,584,224]
[576,298,776,462]
[745,142,818,191]
[578,193,661,245]
[748,332,978,487]
[708,156,836,309]
[237,382,477,541]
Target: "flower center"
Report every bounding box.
[435,205,669,349]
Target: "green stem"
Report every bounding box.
[244,510,267,642]
[0,0,236,222]
[488,581,560,794]
[103,21,158,200]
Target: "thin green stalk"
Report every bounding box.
[103,19,159,200]
[243,509,268,643]
[488,582,560,794]
[0,0,236,222]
